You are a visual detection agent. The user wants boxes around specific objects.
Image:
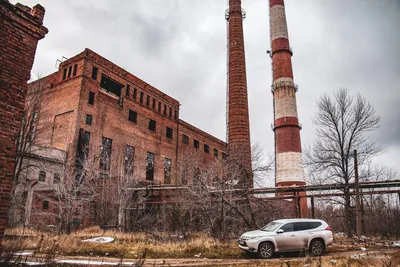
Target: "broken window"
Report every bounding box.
[158,102,161,113]
[53,173,60,184]
[140,92,144,104]
[73,64,77,76]
[100,75,123,97]
[129,110,137,123]
[152,99,156,109]
[214,148,218,159]
[91,66,98,80]
[204,144,209,154]
[133,88,137,100]
[125,145,135,176]
[126,84,130,97]
[182,134,189,145]
[100,137,112,171]
[43,200,49,210]
[149,119,156,131]
[62,68,67,80]
[38,170,46,182]
[88,91,95,105]
[169,107,172,118]
[85,114,92,125]
[146,152,155,181]
[194,140,199,149]
[166,127,173,139]
[222,152,227,160]
[164,158,172,184]
[67,66,72,78]
[146,95,150,107]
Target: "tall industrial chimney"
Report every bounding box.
[269,0,307,216]
[226,0,253,187]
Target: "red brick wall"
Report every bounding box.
[0,1,47,246]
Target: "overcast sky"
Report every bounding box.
[15,0,400,184]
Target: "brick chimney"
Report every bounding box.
[269,0,307,216]
[226,0,252,187]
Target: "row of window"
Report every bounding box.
[38,170,60,184]
[181,133,227,160]
[91,66,178,121]
[94,135,172,183]
[62,64,78,80]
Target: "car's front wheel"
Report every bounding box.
[257,242,274,259]
[309,239,324,256]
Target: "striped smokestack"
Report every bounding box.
[269,0,307,216]
[226,0,253,187]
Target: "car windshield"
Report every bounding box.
[261,222,282,232]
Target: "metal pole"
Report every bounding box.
[311,196,315,218]
[354,150,362,236]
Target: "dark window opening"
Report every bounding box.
[99,173,109,179]
[158,102,161,113]
[133,88,137,100]
[214,148,218,159]
[194,140,199,149]
[146,152,155,181]
[193,168,201,185]
[152,99,156,109]
[125,145,135,176]
[164,158,172,184]
[43,200,49,210]
[38,170,46,182]
[73,64,77,76]
[128,110,137,123]
[169,107,172,118]
[91,67,98,80]
[146,95,150,107]
[50,83,54,89]
[182,134,189,145]
[166,127,173,139]
[62,68,67,80]
[67,66,72,78]
[163,104,167,116]
[222,152,227,160]
[204,144,209,153]
[88,91,95,105]
[54,173,60,184]
[174,110,178,120]
[149,119,156,131]
[86,114,92,125]
[100,137,112,171]
[213,174,219,183]
[140,92,144,104]
[27,126,36,142]
[100,75,123,97]
[126,84,130,97]
[77,130,91,166]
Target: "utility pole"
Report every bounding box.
[354,150,362,236]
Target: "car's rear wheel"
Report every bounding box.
[309,239,324,256]
[257,242,274,259]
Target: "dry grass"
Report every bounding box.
[3,227,400,266]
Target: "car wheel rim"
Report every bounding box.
[261,245,272,258]
[312,242,322,255]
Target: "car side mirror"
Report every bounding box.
[277,229,284,234]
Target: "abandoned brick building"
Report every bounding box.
[16,48,227,228]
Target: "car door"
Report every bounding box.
[293,222,312,249]
[275,223,299,251]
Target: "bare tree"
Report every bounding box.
[305,88,381,237]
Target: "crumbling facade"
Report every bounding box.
[19,49,227,229]
[269,0,307,216]
[0,1,47,245]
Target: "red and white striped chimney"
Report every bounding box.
[269,0,307,216]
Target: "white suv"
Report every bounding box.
[238,218,333,259]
